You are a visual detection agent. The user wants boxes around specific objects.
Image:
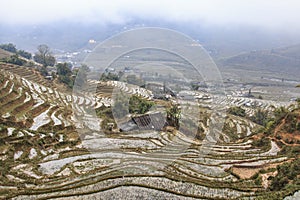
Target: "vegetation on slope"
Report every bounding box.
[227,106,246,117]
[251,102,300,198]
[0,43,32,59]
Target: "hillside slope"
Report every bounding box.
[221,44,300,76]
[0,63,299,200]
[0,49,12,59]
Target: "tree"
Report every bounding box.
[34,44,55,67]
[17,50,32,59]
[57,63,72,76]
[0,43,17,53]
[167,103,181,129]
[56,63,73,88]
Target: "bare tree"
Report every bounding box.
[34,44,56,67]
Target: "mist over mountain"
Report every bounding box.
[1,19,300,59]
[1,0,300,58]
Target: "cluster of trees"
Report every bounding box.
[0,43,93,90]
[0,43,32,66]
[0,43,32,59]
[2,54,27,66]
[0,43,57,72]
[259,107,291,135]
[56,63,73,88]
[250,109,270,126]
[0,43,17,53]
[283,112,300,133]
[31,44,89,89]
[227,105,292,130]
[269,158,300,191]
[56,63,89,89]
[0,43,56,67]
[100,72,120,81]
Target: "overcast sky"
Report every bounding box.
[1,0,300,30]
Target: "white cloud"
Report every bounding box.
[1,0,300,30]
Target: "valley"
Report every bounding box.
[0,60,299,199]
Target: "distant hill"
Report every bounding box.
[272,44,300,60]
[220,44,300,76]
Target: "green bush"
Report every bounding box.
[252,137,270,148]
[270,158,300,191]
[56,63,74,88]
[250,109,270,126]
[129,95,154,114]
[270,176,289,191]
[227,106,246,117]
[100,72,120,81]
[2,54,27,66]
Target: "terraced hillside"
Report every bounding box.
[0,64,299,199]
[0,49,12,60]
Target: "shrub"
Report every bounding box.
[227,106,246,117]
[56,63,74,88]
[270,158,300,191]
[129,95,154,114]
[252,137,270,148]
[100,72,120,81]
[250,109,270,126]
[17,50,32,59]
[2,55,27,66]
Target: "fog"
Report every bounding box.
[1,0,300,31]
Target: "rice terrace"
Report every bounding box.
[0,1,300,200]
